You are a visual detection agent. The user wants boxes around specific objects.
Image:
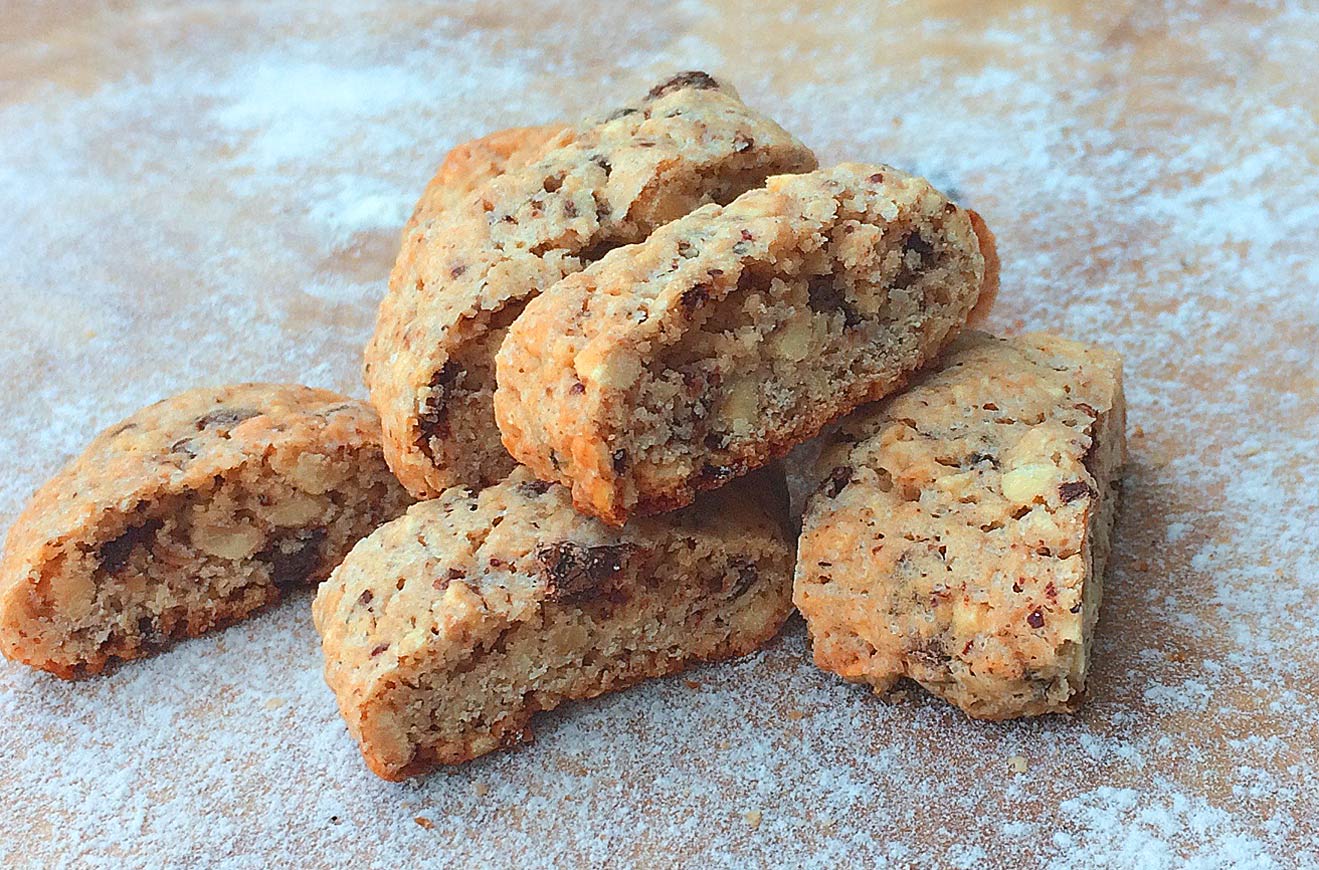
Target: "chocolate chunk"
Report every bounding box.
[259,529,326,587]
[967,452,999,468]
[699,462,740,484]
[1027,608,1045,628]
[98,518,163,574]
[196,408,260,432]
[807,277,861,327]
[536,542,632,603]
[415,361,461,452]
[1059,481,1093,503]
[703,432,727,450]
[821,466,853,499]
[727,561,758,599]
[903,231,935,261]
[357,589,373,606]
[449,263,467,278]
[612,449,629,473]
[867,172,885,183]
[564,200,578,218]
[646,71,720,100]
[569,381,586,395]
[370,643,390,657]
[519,479,552,496]
[590,154,613,174]
[680,283,712,312]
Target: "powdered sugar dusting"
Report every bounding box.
[2,1,1317,867]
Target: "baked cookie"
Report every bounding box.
[313,465,794,779]
[366,71,817,498]
[402,124,571,238]
[495,163,997,525]
[0,384,413,678]
[793,332,1125,719]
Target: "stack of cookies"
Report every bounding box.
[0,73,1125,780]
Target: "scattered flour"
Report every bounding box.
[1,1,1317,867]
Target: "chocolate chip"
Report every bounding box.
[536,542,632,603]
[903,231,934,262]
[591,154,613,174]
[449,263,467,278]
[727,561,758,598]
[1059,481,1093,503]
[968,452,999,468]
[259,529,326,587]
[370,643,390,657]
[196,408,260,432]
[821,466,852,499]
[1027,609,1045,628]
[703,432,727,450]
[519,479,552,496]
[564,200,578,218]
[612,449,629,473]
[98,518,163,573]
[699,462,739,484]
[569,381,586,395]
[867,172,885,183]
[646,70,720,100]
[807,277,861,327]
[415,361,461,452]
[357,589,373,606]
[680,283,711,312]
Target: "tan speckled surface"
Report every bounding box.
[2,2,1317,867]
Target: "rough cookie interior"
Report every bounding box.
[496,163,995,524]
[0,388,412,678]
[367,70,817,498]
[313,466,793,779]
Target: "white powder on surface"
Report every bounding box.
[1,1,1317,868]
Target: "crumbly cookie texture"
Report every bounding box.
[313,464,794,779]
[366,71,817,499]
[495,162,996,526]
[793,332,1126,719]
[402,124,571,238]
[0,384,413,679]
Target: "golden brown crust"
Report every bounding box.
[496,163,993,525]
[0,384,412,678]
[365,71,817,499]
[313,465,794,777]
[793,332,1126,719]
[402,124,572,238]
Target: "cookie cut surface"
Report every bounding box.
[312,465,794,779]
[793,332,1125,719]
[496,162,996,525]
[0,384,413,678]
[366,71,817,498]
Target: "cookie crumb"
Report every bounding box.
[716,740,731,751]
[473,781,490,797]
[743,810,762,829]
[785,709,805,721]
[684,679,702,689]
[264,697,285,710]
[1007,755,1028,773]
[414,816,434,830]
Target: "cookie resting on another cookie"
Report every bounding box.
[0,384,413,678]
[312,465,794,779]
[793,332,1125,719]
[496,162,997,525]
[366,70,818,498]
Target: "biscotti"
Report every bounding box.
[793,332,1125,719]
[366,71,817,498]
[0,384,412,678]
[402,124,571,238]
[313,465,794,779]
[495,163,997,525]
